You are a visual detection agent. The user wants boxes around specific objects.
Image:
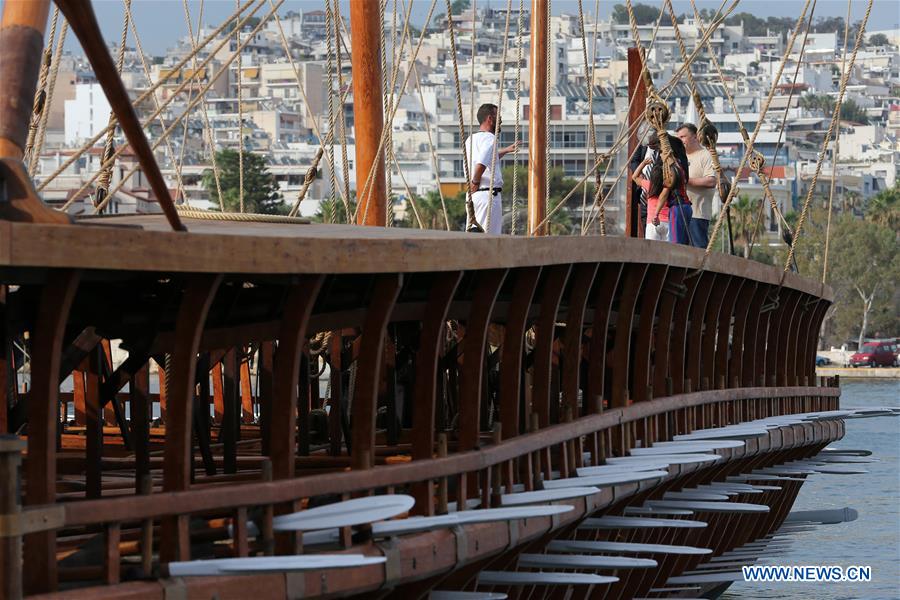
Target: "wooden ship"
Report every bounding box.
[0,0,883,599]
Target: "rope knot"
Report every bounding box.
[748,150,765,174]
[697,118,718,148]
[645,97,670,130]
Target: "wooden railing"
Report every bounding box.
[0,237,837,595]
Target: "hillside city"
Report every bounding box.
[33,3,899,244]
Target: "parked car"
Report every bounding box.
[849,342,896,367]
[815,356,831,366]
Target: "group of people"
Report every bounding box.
[629,124,717,248]
[463,103,718,243]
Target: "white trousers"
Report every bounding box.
[472,190,502,234]
[645,221,669,241]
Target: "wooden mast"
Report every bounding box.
[0,0,50,161]
[527,0,549,236]
[350,0,387,226]
[626,47,647,238]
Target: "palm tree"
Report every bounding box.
[729,195,764,258]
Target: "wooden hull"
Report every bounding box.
[0,217,839,598]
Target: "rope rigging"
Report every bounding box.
[50,0,265,198]
[23,6,59,173]
[443,0,479,231]
[511,0,525,235]
[236,0,245,213]
[326,0,338,223]
[781,0,873,285]
[696,0,815,274]
[94,0,131,211]
[484,0,514,234]
[30,19,67,178]
[822,0,854,284]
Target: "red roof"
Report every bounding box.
[736,165,788,180]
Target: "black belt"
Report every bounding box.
[476,187,502,194]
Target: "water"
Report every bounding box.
[725,380,900,600]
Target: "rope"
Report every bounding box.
[696,0,814,273]
[326,1,338,224]
[182,0,223,211]
[782,0,872,284]
[236,0,244,213]
[823,0,853,284]
[576,0,598,233]
[392,152,424,229]
[380,0,394,227]
[334,0,352,218]
[94,0,131,211]
[30,19,67,177]
[268,0,352,215]
[544,0,552,233]
[24,7,58,172]
[175,207,310,223]
[412,61,450,230]
[42,0,262,193]
[88,0,283,214]
[485,0,514,234]
[511,0,525,235]
[288,147,324,217]
[443,0,478,231]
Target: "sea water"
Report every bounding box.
[725,379,900,600]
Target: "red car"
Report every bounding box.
[849,341,897,367]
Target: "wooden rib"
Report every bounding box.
[652,269,685,398]
[561,264,599,416]
[221,348,240,473]
[351,274,403,470]
[532,265,571,427]
[632,265,668,403]
[700,275,733,390]
[728,281,758,388]
[499,267,542,440]
[585,264,623,413]
[685,272,716,392]
[160,274,223,563]
[458,270,507,453]
[715,278,745,388]
[741,283,769,386]
[23,268,80,595]
[130,363,151,485]
[610,264,648,408]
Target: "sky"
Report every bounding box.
[53,0,900,56]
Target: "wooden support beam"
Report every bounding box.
[350,0,386,226]
[585,264,623,413]
[626,46,648,238]
[652,269,685,398]
[221,349,240,474]
[270,277,324,480]
[458,270,507,453]
[23,269,80,595]
[160,274,222,563]
[632,265,668,403]
[351,275,403,470]
[532,265,571,427]
[499,267,542,439]
[561,264,598,416]
[610,264,648,408]
[527,0,549,236]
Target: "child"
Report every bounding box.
[632,156,672,241]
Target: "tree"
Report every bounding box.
[202,149,286,214]
[311,196,356,224]
[397,190,467,230]
[866,182,900,231]
[868,33,890,47]
[792,209,900,348]
[612,3,660,25]
[727,195,764,258]
[450,0,470,14]
[798,94,868,124]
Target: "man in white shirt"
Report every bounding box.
[465,103,518,234]
[676,123,717,248]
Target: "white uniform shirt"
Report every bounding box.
[465,131,503,189]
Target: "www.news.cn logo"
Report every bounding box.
[742,565,872,582]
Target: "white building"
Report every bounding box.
[64,83,112,146]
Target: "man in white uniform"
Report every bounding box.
[465,103,518,234]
